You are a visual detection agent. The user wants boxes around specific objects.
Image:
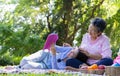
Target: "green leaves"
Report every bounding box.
[0,24,44,57]
[106,9,120,48]
[0,0,120,65]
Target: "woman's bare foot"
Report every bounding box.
[79,63,88,68]
[79,63,89,69]
[65,66,80,71]
[5,66,15,70]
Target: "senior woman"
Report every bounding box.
[66,17,113,68]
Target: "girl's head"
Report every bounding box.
[88,17,107,40]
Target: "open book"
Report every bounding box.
[43,33,58,50]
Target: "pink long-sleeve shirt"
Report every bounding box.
[113,56,120,64]
[80,33,112,65]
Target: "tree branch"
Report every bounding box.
[46,13,52,31]
[68,0,105,40]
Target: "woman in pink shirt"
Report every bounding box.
[66,17,113,68]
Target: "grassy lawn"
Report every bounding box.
[0,66,99,76]
[0,66,80,76]
[0,73,79,76]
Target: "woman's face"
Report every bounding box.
[88,24,101,40]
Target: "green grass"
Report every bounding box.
[0,73,79,76]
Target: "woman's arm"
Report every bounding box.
[88,53,102,60]
[79,48,102,60]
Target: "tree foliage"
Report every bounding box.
[0,23,44,56]
[0,0,120,65]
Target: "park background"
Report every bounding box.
[0,0,120,66]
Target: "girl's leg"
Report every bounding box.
[95,58,113,66]
[66,58,84,68]
[21,61,47,69]
[20,50,49,67]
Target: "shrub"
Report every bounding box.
[112,47,119,59]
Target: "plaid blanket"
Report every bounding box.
[0,66,104,76]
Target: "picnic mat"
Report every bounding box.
[0,66,104,76]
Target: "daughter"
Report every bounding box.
[112,48,120,66]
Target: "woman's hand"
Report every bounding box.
[79,48,102,60]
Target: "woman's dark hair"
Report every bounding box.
[90,17,107,32]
